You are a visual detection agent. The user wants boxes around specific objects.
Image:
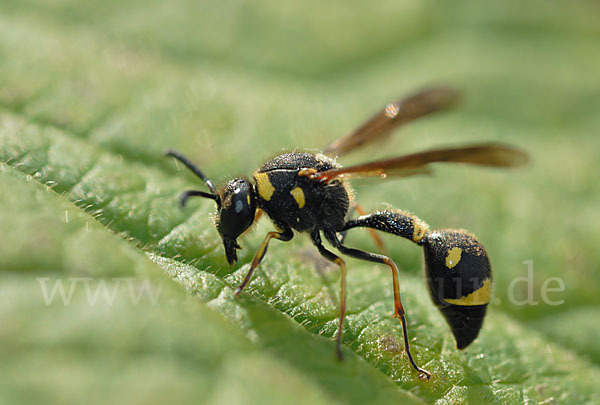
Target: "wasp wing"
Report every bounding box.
[315,144,529,183]
[323,87,461,157]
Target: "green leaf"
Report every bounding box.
[1,1,599,403]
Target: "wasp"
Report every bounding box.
[167,87,528,380]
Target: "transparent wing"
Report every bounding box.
[323,87,460,157]
[314,143,529,183]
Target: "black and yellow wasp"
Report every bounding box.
[167,88,528,380]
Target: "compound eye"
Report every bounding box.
[233,192,248,214]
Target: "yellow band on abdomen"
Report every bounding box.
[444,278,492,306]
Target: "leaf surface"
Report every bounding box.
[1,1,600,403]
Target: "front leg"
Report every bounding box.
[234,227,293,297]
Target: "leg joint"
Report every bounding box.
[333,257,346,268]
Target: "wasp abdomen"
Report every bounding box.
[422,229,492,349]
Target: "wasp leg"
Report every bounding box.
[234,227,293,297]
[310,231,347,360]
[324,229,431,380]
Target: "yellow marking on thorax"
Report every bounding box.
[445,247,462,269]
[445,278,492,306]
[412,218,429,242]
[290,186,305,208]
[254,172,275,201]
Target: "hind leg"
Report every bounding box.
[324,229,431,380]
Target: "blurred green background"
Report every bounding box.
[1,0,599,404]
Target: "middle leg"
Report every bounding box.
[310,230,347,360]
